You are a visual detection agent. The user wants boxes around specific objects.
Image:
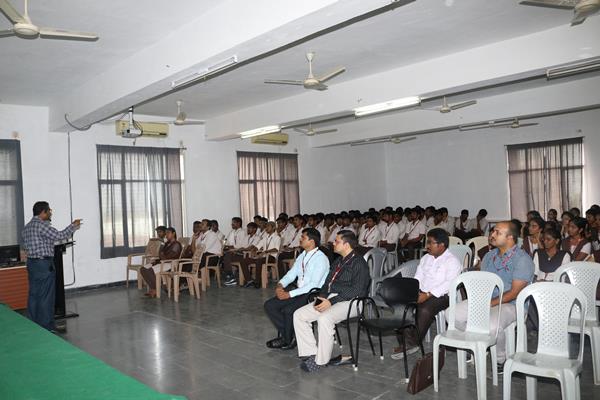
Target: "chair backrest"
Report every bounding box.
[465,236,489,255]
[553,262,600,322]
[397,259,420,278]
[448,236,464,246]
[515,282,586,360]
[448,244,472,271]
[447,271,503,335]
[178,236,191,249]
[190,244,206,274]
[378,277,419,316]
[145,238,162,257]
[364,247,388,280]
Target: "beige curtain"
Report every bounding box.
[237,152,299,223]
[507,138,582,220]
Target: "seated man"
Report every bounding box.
[453,221,534,370]
[155,225,167,243]
[222,222,262,286]
[378,210,401,252]
[198,220,224,269]
[293,230,371,372]
[357,214,381,254]
[239,221,281,288]
[454,209,473,242]
[278,214,306,277]
[264,228,330,350]
[222,217,249,281]
[391,228,462,359]
[140,227,182,298]
[399,208,426,260]
[210,220,225,241]
[469,209,489,238]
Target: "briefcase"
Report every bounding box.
[407,349,445,395]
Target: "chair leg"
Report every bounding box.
[354,321,362,371]
[137,270,143,290]
[193,278,201,299]
[201,268,207,292]
[126,268,130,288]
[174,275,180,303]
[502,361,512,400]
[365,327,376,356]
[457,349,468,379]
[474,344,488,400]
[335,326,343,348]
[156,273,161,299]
[525,375,538,400]
[400,330,410,381]
[433,337,441,392]
[261,265,268,289]
[490,345,498,386]
[215,268,221,288]
[378,331,384,360]
[347,320,356,371]
[590,328,600,385]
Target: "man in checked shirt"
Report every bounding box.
[22,201,81,332]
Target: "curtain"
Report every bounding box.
[507,137,583,220]
[97,145,183,258]
[0,140,24,247]
[237,152,299,223]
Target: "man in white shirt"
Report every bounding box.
[239,222,281,288]
[399,208,426,260]
[439,208,454,235]
[454,209,473,242]
[378,210,401,252]
[199,220,224,269]
[210,220,225,241]
[469,209,489,238]
[326,215,343,245]
[340,214,356,235]
[358,214,381,251]
[392,228,462,359]
[222,222,261,286]
[224,217,249,251]
[278,214,306,277]
[277,216,296,248]
[424,206,436,229]
[310,214,328,246]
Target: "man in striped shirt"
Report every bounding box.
[22,201,81,332]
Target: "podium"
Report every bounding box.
[54,241,78,320]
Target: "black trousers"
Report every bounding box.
[406,294,449,347]
[264,293,311,343]
[26,258,56,331]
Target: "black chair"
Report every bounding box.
[307,288,343,347]
[351,276,425,380]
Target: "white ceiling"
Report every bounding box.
[0,0,594,124]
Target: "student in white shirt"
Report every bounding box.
[378,210,401,252]
[424,206,436,229]
[239,222,282,288]
[358,214,381,252]
[222,222,262,285]
[326,215,343,245]
[199,220,224,269]
[439,208,454,235]
[210,220,225,241]
[278,214,307,277]
[469,209,489,238]
[399,208,426,260]
[310,214,328,246]
[340,215,356,235]
[277,216,296,248]
[392,228,462,359]
[453,209,472,242]
[224,217,249,251]
[393,211,407,239]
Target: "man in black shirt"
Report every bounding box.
[293,230,371,372]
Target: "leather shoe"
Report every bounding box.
[266,337,286,349]
[280,337,297,350]
[328,354,353,366]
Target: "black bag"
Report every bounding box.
[407,349,445,395]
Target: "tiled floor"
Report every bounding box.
[58,284,600,400]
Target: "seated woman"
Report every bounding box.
[522,216,545,257]
[533,228,571,282]
[561,217,591,261]
[140,227,182,298]
[560,211,574,239]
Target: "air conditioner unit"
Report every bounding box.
[250,133,289,145]
[115,120,169,138]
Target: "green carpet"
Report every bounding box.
[0,304,186,400]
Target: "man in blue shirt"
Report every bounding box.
[264,227,329,350]
[453,221,534,367]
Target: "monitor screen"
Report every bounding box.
[0,245,21,266]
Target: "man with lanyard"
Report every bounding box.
[453,221,534,371]
[263,228,329,350]
[293,230,371,372]
[22,201,81,332]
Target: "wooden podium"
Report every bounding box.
[54,241,78,320]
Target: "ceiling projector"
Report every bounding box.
[121,126,142,138]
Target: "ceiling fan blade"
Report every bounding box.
[293,127,308,134]
[0,0,26,23]
[517,122,540,127]
[39,28,99,41]
[450,99,477,110]
[0,28,15,37]
[311,83,328,91]
[264,79,304,86]
[314,129,338,134]
[519,0,577,10]
[318,67,346,83]
[178,120,205,126]
[571,9,593,25]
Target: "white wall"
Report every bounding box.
[384,109,600,220]
[0,103,387,288]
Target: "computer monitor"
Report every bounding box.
[0,245,21,267]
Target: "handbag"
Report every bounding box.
[406,349,445,395]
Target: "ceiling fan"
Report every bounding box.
[169,100,205,126]
[264,52,346,91]
[520,0,600,25]
[292,123,337,136]
[0,0,98,40]
[422,97,477,113]
[459,118,539,131]
[351,136,416,146]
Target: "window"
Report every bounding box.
[237,151,299,222]
[507,137,583,221]
[97,145,184,259]
[0,140,24,247]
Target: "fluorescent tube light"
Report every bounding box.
[546,58,600,79]
[240,125,281,139]
[354,96,421,117]
[171,56,238,88]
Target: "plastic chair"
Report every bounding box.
[126,238,161,289]
[364,247,388,298]
[433,271,504,400]
[448,244,472,271]
[398,259,420,278]
[554,262,600,385]
[503,282,587,400]
[173,245,205,302]
[448,236,464,246]
[466,236,489,268]
[200,253,222,291]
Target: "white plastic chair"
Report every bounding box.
[503,282,587,400]
[433,271,503,400]
[448,236,464,246]
[448,244,472,271]
[398,259,419,279]
[466,236,489,268]
[364,247,388,297]
[554,262,600,385]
